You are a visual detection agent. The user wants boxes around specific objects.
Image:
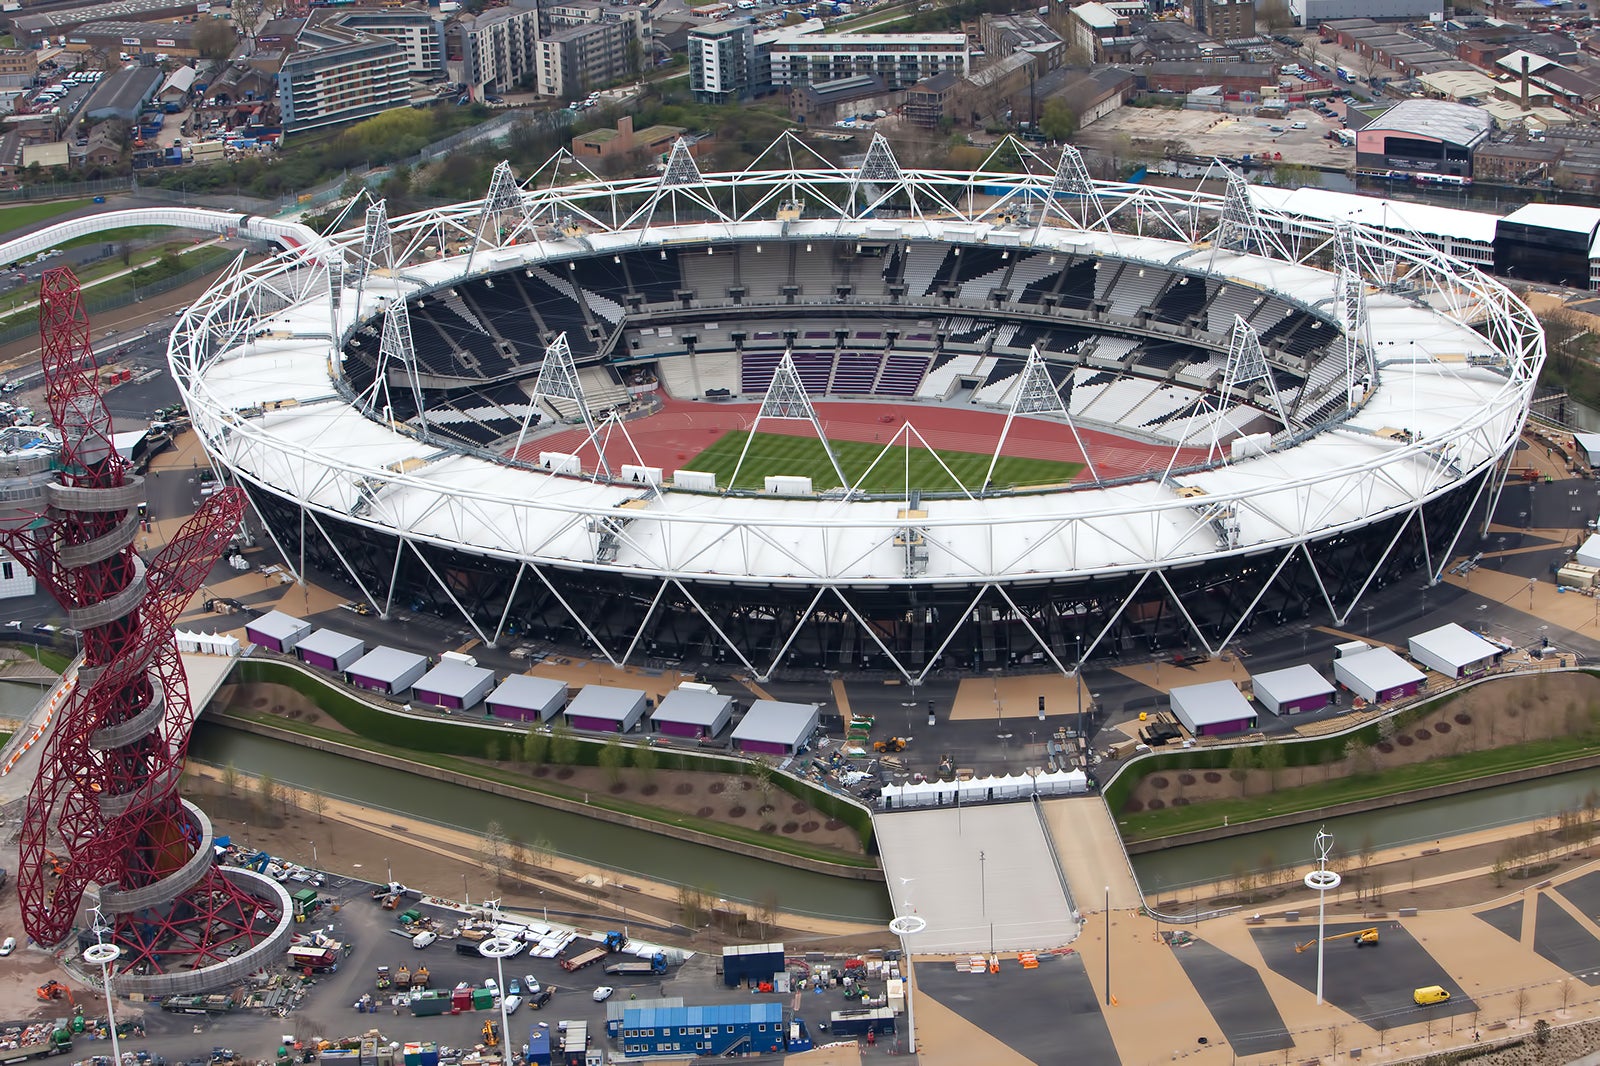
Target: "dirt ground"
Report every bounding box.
[212,680,867,855]
[1123,671,1600,812]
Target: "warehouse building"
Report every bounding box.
[486,673,568,722]
[412,658,496,711]
[246,610,312,654]
[1332,647,1425,704]
[650,687,734,739]
[565,685,648,733]
[1250,664,1335,716]
[1353,99,1491,180]
[1408,623,1501,680]
[1168,680,1257,737]
[731,700,818,756]
[294,628,366,672]
[346,646,429,697]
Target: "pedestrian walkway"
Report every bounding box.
[1038,796,1143,913]
[875,803,1079,953]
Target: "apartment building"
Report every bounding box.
[688,19,755,104]
[278,18,411,132]
[535,16,639,98]
[764,31,967,91]
[332,5,445,76]
[456,3,541,95]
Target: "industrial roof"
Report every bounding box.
[652,687,733,727]
[1169,680,1254,726]
[248,610,310,642]
[1497,49,1560,75]
[1409,622,1499,668]
[414,658,494,698]
[1502,202,1600,237]
[732,699,818,748]
[1248,185,1500,245]
[1360,99,1492,149]
[1070,1,1122,29]
[347,645,427,682]
[1250,664,1334,704]
[624,1002,784,1028]
[85,67,162,120]
[294,627,363,659]
[1336,646,1425,690]
[160,65,197,97]
[487,673,567,709]
[565,685,647,722]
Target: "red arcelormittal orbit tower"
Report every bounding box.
[4,268,288,992]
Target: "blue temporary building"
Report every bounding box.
[523,1024,551,1066]
[617,1003,786,1058]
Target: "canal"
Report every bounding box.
[187,720,895,924]
[1130,765,1600,896]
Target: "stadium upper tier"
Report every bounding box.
[170,140,1540,668]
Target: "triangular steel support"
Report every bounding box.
[369,299,428,439]
[528,333,610,479]
[1335,221,1373,413]
[662,139,704,188]
[728,349,848,492]
[465,161,528,275]
[850,133,913,218]
[1216,168,1264,254]
[1220,315,1287,435]
[355,200,393,282]
[983,346,1099,489]
[1041,144,1104,231]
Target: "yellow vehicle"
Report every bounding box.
[1294,927,1379,953]
[1413,986,1452,1006]
[482,1020,500,1046]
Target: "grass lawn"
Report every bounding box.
[211,705,877,869]
[691,430,1082,493]
[0,199,90,235]
[1117,733,1600,842]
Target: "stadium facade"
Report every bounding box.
[172,136,1542,682]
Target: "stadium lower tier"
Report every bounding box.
[245,470,1485,674]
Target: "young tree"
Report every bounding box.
[480,820,510,885]
[1039,99,1077,142]
[1228,746,1256,796]
[256,771,276,817]
[599,734,627,787]
[1515,988,1529,1025]
[632,742,658,785]
[308,789,328,823]
[485,736,504,763]
[523,727,549,767]
[677,883,708,928]
[1257,743,1287,789]
[549,720,578,765]
[221,763,240,796]
[530,834,555,870]
[750,756,776,811]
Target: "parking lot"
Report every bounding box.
[117,883,912,1062]
[1081,104,1355,170]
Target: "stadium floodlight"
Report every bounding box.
[1336,221,1374,413]
[1218,315,1287,448]
[465,161,532,275]
[367,298,428,440]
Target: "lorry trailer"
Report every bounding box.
[561,947,608,972]
[605,953,667,977]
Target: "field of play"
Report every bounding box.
[689,430,1084,493]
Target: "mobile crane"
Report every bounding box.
[1294,928,1380,953]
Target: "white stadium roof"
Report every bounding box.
[172,141,1539,677]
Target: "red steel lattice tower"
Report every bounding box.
[3,268,282,975]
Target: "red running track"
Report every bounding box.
[511,394,1209,480]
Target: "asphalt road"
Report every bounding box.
[1168,939,1293,1056]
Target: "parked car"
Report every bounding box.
[1,937,16,956]
[592,986,614,1002]
[503,994,522,1014]
[411,931,437,949]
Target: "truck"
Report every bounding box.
[560,947,609,973]
[605,953,667,977]
[0,1024,71,1064]
[286,946,339,972]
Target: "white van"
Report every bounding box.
[412,931,437,949]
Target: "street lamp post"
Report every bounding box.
[308,840,317,865]
[84,943,122,1066]
[888,914,926,1056]
[479,937,520,1066]
[1104,885,1111,1006]
[979,850,986,916]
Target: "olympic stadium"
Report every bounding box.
[169,134,1543,683]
